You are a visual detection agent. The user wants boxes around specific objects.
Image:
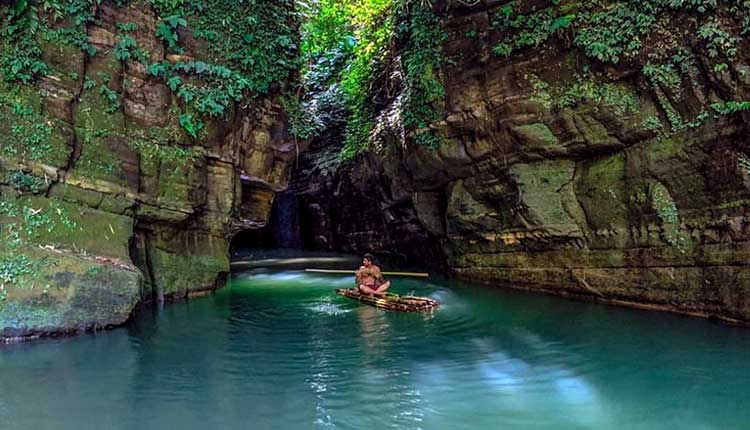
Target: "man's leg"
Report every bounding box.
[359,284,377,295]
[375,281,391,296]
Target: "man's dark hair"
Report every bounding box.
[363,253,375,263]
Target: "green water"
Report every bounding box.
[2,268,750,429]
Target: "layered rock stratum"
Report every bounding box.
[0,0,299,338]
[294,0,750,323]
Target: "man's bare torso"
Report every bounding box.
[356,264,383,286]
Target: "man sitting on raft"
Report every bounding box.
[356,253,391,297]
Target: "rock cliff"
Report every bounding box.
[294,0,750,323]
[0,0,299,339]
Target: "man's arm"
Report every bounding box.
[355,266,366,284]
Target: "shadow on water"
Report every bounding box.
[2,251,750,429]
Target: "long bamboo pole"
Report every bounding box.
[305,269,429,278]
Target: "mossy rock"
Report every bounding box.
[145,229,229,298]
[446,179,506,236]
[626,134,710,212]
[510,159,584,234]
[70,52,140,190]
[0,246,141,339]
[511,122,565,156]
[0,83,72,167]
[575,153,629,248]
[148,248,228,297]
[1,194,133,260]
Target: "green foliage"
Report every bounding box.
[648,181,689,252]
[643,63,682,95]
[178,113,202,138]
[711,100,750,115]
[527,74,553,110]
[300,0,447,157]
[281,94,325,140]
[188,0,299,95]
[571,0,740,66]
[492,1,575,58]
[300,0,354,58]
[398,1,447,148]
[151,0,186,16]
[156,14,187,53]
[0,197,78,250]
[642,115,665,132]
[150,60,254,121]
[738,153,750,177]
[116,22,138,32]
[83,76,96,90]
[526,73,640,116]
[97,78,121,113]
[5,170,46,193]
[574,2,655,63]
[698,19,738,60]
[0,5,48,83]
[557,77,640,115]
[340,0,395,155]
[0,254,36,284]
[299,0,396,158]
[114,35,144,61]
[0,88,55,161]
[0,0,97,84]
[130,129,201,179]
[0,197,75,288]
[42,0,98,56]
[85,266,102,276]
[741,1,750,34]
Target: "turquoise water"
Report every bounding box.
[2,268,750,429]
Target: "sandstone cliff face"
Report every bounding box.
[295,0,750,323]
[0,1,298,339]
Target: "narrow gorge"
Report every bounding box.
[0,0,302,338]
[288,0,750,324]
[2,0,750,340]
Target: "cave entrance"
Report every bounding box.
[230,190,303,260]
[229,189,361,272]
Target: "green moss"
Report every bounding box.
[0,82,71,166]
[512,123,560,151]
[147,230,229,297]
[151,250,228,295]
[648,181,691,253]
[510,160,580,228]
[0,245,141,334]
[578,154,628,219]
[0,193,133,260]
[69,53,131,183]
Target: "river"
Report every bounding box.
[2,263,749,429]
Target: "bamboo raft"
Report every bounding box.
[336,288,439,312]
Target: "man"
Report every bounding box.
[356,253,391,297]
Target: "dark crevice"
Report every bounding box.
[128,228,160,304]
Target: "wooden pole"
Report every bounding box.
[305,269,429,278]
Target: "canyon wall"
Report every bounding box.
[0,0,298,338]
[296,0,750,323]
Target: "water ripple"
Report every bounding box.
[2,268,750,430]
